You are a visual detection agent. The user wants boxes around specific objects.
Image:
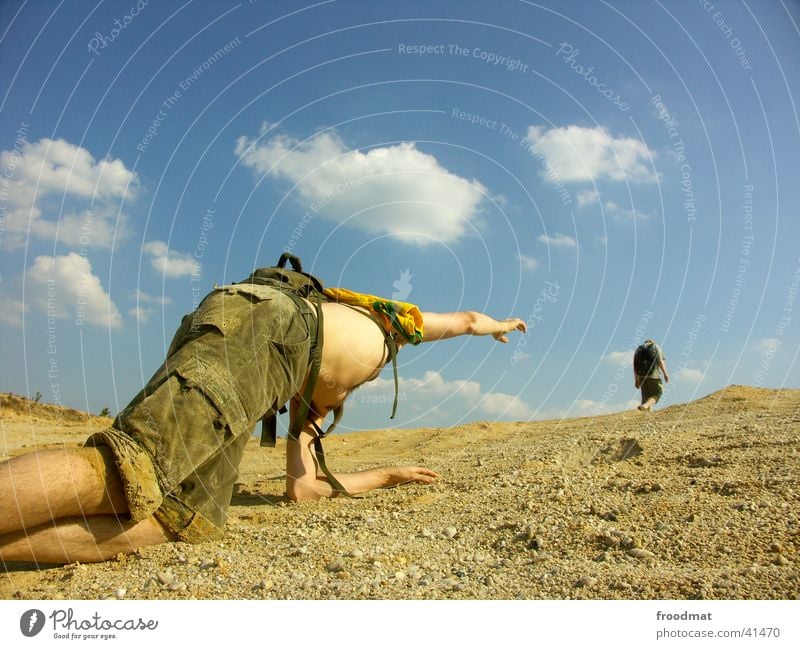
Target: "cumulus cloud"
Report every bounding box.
[357,370,533,421]
[518,254,539,271]
[143,240,200,278]
[0,253,122,329]
[753,338,781,353]
[129,306,155,324]
[603,350,632,365]
[537,233,576,249]
[235,129,489,245]
[526,125,656,183]
[0,137,137,249]
[577,189,599,207]
[676,367,704,383]
[134,289,173,306]
[572,397,639,416]
[603,200,655,222]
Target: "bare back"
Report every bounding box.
[301,300,397,414]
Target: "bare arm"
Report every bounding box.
[659,356,670,383]
[285,408,438,501]
[420,311,527,343]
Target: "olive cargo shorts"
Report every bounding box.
[640,377,663,404]
[86,285,312,542]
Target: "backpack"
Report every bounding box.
[240,252,326,300]
[238,253,351,493]
[634,341,659,376]
[241,253,399,497]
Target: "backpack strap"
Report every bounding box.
[307,405,350,496]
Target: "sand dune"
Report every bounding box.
[1,386,798,599]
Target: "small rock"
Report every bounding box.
[531,552,551,563]
[394,571,406,580]
[610,581,631,590]
[336,571,351,580]
[199,558,218,570]
[261,580,273,590]
[484,575,495,587]
[326,561,346,573]
[600,533,619,549]
[443,526,458,539]
[775,555,790,566]
[577,576,597,588]
[156,571,174,585]
[769,542,784,554]
[627,548,655,560]
[346,549,364,559]
[115,588,127,599]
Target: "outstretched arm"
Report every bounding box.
[285,408,438,501]
[420,311,527,343]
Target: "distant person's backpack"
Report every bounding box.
[634,341,659,376]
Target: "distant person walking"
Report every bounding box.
[633,339,670,411]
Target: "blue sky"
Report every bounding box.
[1,0,798,434]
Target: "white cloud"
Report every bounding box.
[573,397,639,416]
[134,289,173,305]
[526,125,656,183]
[603,350,632,365]
[518,254,539,271]
[538,233,576,249]
[0,253,123,329]
[235,129,489,245]
[577,189,599,207]
[604,200,655,222]
[676,367,704,383]
[358,370,532,421]
[129,306,155,324]
[753,338,781,353]
[0,138,136,249]
[143,240,200,279]
[479,392,533,419]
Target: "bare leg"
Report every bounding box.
[0,446,174,563]
[0,515,170,564]
[638,397,656,411]
[0,446,127,536]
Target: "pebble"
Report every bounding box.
[627,548,655,560]
[346,549,364,559]
[115,588,127,599]
[774,555,789,566]
[484,575,495,587]
[199,558,218,570]
[769,542,784,554]
[443,526,458,539]
[156,571,174,585]
[336,571,351,580]
[326,561,346,573]
[531,552,551,563]
[168,582,187,592]
[577,576,597,588]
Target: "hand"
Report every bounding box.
[492,318,527,343]
[664,373,670,384]
[390,466,440,487]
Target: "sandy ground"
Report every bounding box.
[1,386,798,600]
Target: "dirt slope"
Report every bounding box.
[1,386,798,600]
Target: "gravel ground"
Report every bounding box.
[1,385,798,600]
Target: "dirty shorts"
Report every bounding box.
[86,284,312,543]
[640,377,663,404]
